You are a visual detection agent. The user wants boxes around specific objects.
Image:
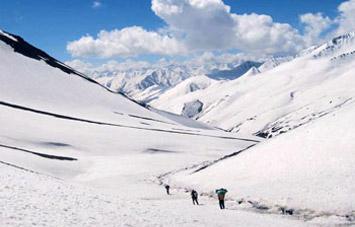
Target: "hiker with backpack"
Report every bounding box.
[215,188,228,209]
[165,185,170,195]
[191,189,199,205]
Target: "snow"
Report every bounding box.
[0,34,299,226]
[94,65,194,103]
[258,56,292,73]
[149,32,355,137]
[78,60,260,104]
[0,85,300,226]
[243,66,260,76]
[1,163,312,227]
[168,101,355,219]
[1,30,354,226]
[0,38,228,135]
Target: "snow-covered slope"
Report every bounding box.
[150,32,355,138]
[168,99,355,219]
[1,30,282,226]
[1,29,354,226]
[153,32,355,224]
[258,56,292,73]
[0,30,222,131]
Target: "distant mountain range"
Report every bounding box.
[71,32,355,139]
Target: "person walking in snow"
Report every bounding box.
[191,189,199,205]
[165,185,170,195]
[215,188,228,209]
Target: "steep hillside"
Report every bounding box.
[0,29,262,180]
[150,32,355,138]
[167,99,355,221]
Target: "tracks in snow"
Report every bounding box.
[0,160,42,175]
[156,144,355,225]
[156,144,257,187]
[0,160,61,180]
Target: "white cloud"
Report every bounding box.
[68,0,355,59]
[92,1,102,9]
[67,26,187,57]
[300,13,333,45]
[336,0,355,35]
[152,0,235,50]
[151,0,305,55]
[232,13,304,55]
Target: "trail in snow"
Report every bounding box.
[157,159,355,225]
[0,160,43,175]
[153,139,355,225]
[0,162,310,227]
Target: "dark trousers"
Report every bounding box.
[192,198,199,205]
[219,200,225,209]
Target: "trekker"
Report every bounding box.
[215,188,228,209]
[165,185,170,195]
[191,189,199,205]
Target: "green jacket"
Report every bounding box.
[215,188,228,200]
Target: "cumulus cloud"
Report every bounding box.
[152,0,235,50]
[300,13,333,45]
[152,0,305,55]
[68,0,355,59]
[336,0,355,35]
[232,13,304,55]
[67,26,187,57]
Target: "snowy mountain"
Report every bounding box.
[1,29,354,226]
[1,30,279,226]
[156,32,355,223]
[312,32,355,59]
[168,102,355,220]
[69,58,262,104]
[258,56,292,72]
[149,32,355,138]
[95,64,194,103]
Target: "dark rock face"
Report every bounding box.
[0,30,81,76]
[182,100,204,118]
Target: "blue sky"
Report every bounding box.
[0,0,351,62]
